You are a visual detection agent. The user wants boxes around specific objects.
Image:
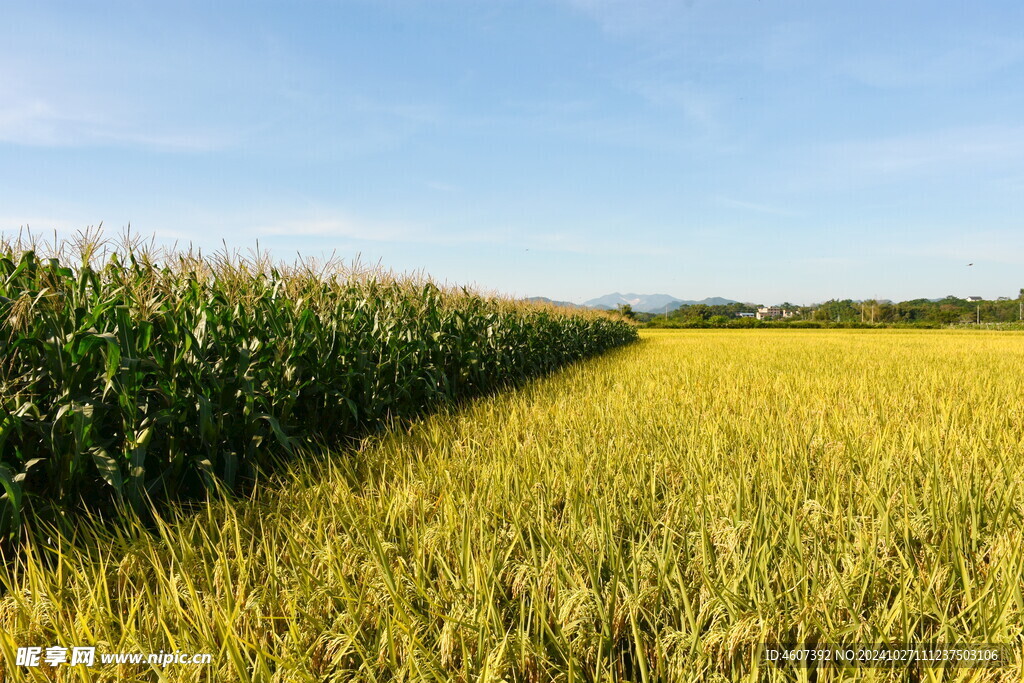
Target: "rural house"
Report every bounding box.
[756,306,795,320]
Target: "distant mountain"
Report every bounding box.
[583,293,681,313]
[582,293,740,314]
[524,296,584,309]
[698,297,740,307]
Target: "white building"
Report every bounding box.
[756,306,795,320]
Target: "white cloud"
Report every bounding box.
[630,80,720,131]
[841,34,1024,88]
[425,181,461,193]
[0,102,231,152]
[240,209,683,258]
[885,230,1024,266]
[824,126,1024,176]
[565,0,701,39]
[0,218,195,254]
[0,216,82,237]
[0,64,230,151]
[713,196,799,217]
[761,20,816,71]
[256,216,416,243]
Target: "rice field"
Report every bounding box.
[2,329,1024,681]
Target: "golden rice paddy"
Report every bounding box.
[2,329,1023,681]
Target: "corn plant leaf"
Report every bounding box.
[89,447,123,495]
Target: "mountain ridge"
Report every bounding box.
[582,292,740,313]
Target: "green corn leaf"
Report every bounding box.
[89,447,123,495]
[257,414,294,455]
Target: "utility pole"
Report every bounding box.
[977,304,981,325]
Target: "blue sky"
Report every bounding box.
[2,1,1023,304]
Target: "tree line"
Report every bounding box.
[628,290,1024,328]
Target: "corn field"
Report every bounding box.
[0,235,637,542]
[1,329,1022,681]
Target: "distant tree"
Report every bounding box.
[689,304,712,320]
[812,299,859,323]
[616,303,637,320]
[860,299,880,324]
[633,311,655,323]
[936,304,961,324]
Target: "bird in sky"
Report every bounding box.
[967,263,974,266]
